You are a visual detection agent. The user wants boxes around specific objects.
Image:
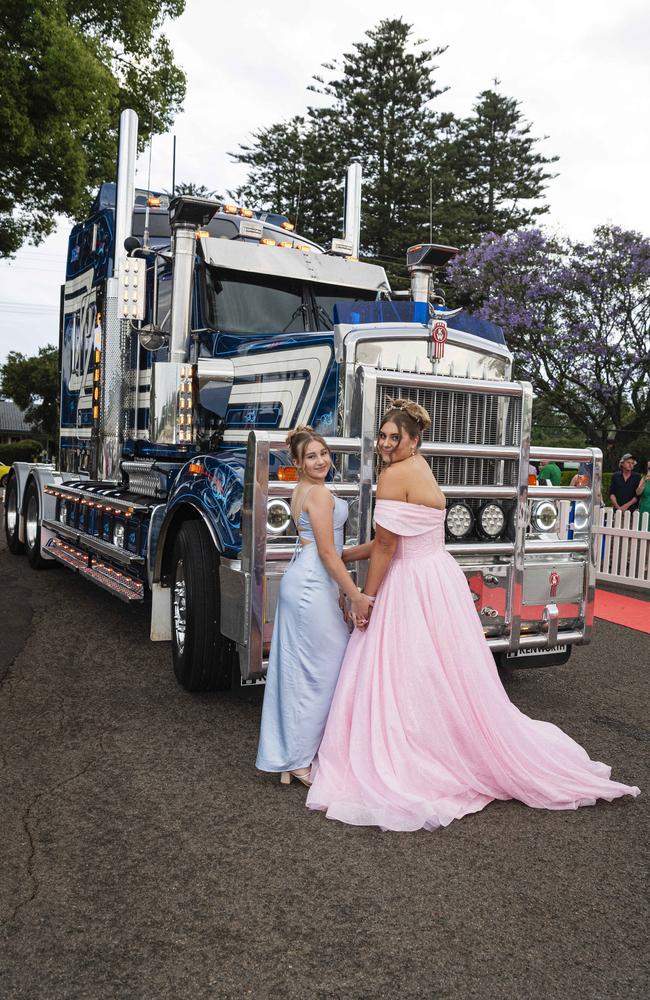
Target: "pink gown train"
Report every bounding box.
[306,500,640,831]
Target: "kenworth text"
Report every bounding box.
[4,110,603,690]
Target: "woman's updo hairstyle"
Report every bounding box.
[286,425,331,468]
[380,398,432,447]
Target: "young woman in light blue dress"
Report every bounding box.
[256,426,373,787]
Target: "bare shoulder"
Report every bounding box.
[377,462,409,501]
[304,484,334,512]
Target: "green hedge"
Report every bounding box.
[0,439,43,465]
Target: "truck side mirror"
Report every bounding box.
[124,235,142,255]
[138,324,168,352]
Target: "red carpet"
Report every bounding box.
[594,589,650,634]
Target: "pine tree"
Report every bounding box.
[230,117,307,221]
[451,85,558,239]
[231,18,449,262]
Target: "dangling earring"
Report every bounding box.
[410,445,416,457]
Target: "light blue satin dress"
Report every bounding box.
[256,495,351,773]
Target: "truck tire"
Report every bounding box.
[170,519,233,692]
[4,475,25,555]
[24,481,48,569]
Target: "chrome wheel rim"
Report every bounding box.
[173,560,187,654]
[6,485,17,533]
[26,494,39,548]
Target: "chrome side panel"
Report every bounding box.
[149,361,184,445]
[219,558,249,647]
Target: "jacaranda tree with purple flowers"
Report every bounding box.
[447,225,650,464]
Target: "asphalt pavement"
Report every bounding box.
[0,520,648,1000]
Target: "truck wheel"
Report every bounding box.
[4,475,25,555]
[170,519,233,692]
[24,481,48,569]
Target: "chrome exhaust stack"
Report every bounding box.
[149,197,220,446]
[98,109,138,481]
[343,161,362,259]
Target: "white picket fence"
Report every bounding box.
[595,507,650,589]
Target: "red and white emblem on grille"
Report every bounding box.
[549,571,559,598]
[431,319,448,359]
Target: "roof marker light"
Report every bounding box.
[260,238,276,246]
[239,208,254,218]
[147,196,161,208]
[281,221,295,231]
[195,230,210,239]
[223,204,238,214]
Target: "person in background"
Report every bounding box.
[538,460,562,486]
[570,462,593,488]
[609,453,641,513]
[635,460,650,524]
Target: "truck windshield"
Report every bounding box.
[310,283,379,329]
[205,267,308,335]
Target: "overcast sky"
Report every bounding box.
[1,0,649,364]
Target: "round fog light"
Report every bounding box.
[572,500,590,533]
[113,522,125,548]
[531,500,558,533]
[477,502,505,538]
[445,502,474,540]
[267,499,291,535]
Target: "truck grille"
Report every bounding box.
[376,384,522,487]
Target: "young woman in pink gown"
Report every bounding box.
[306,400,640,831]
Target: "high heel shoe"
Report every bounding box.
[280,769,312,787]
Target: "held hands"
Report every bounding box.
[350,591,375,631]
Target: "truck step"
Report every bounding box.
[44,538,144,603]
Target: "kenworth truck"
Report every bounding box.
[4,110,603,690]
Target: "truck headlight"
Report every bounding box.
[113,522,125,548]
[59,501,67,524]
[477,502,505,539]
[531,500,558,533]
[267,499,292,535]
[446,502,474,540]
[572,500,590,533]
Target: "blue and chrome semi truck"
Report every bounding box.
[4,110,603,690]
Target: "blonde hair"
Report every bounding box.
[380,398,432,446]
[286,425,331,468]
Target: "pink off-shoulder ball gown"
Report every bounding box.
[306,500,640,831]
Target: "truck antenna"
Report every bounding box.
[172,135,177,196]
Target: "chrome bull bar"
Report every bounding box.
[233,367,602,679]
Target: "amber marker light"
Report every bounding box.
[147,196,161,207]
[195,230,210,239]
[277,467,299,482]
[223,204,238,214]
[278,241,293,248]
[281,221,295,231]
[239,208,254,218]
[188,462,205,476]
[260,238,276,246]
